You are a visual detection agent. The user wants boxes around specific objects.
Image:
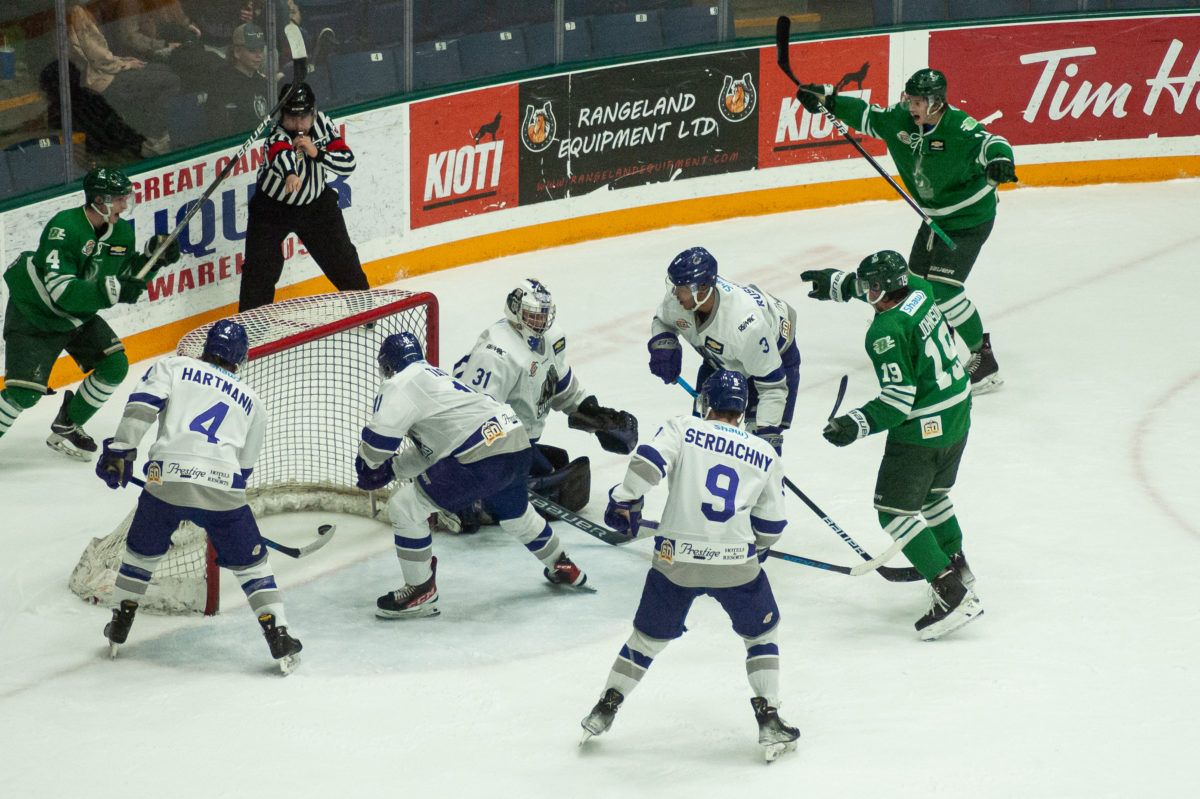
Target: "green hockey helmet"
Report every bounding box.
[83,167,134,217]
[857,250,909,304]
[904,68,948,104]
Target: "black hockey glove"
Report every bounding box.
[800,269,857,302]
[986,159,1017,186]
[96,439,136,489]
[142,234,182,267]
[117,274,149,304]
[604,487,644,538]
[823,410,872,447]
[568,396,639,454]
[797,83,835,114]
[355,454,395,490]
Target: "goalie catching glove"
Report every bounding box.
[96,439,136,489]
[568,395,638,454]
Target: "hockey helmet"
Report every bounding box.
[378,332,425,378]
[667,247,718,307]
[505,279,556,339]
[203,319,250,368]
[702,369,749,416]
[857,250,910,305]
[904,68,947,105]
[278,81,316,116]
[83,167,134,217]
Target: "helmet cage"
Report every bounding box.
[505,280,556,338]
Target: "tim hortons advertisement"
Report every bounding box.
[517,50,758,204]
[758,36,890,168]
[409,84,520,228]
[930,16,1200,145]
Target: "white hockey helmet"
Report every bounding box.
[505,278,556,338]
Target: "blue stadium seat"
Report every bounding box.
[306,66,334,109]
[412,39,463,90]
[5,141,68,196]
[296,0,364,47]
[949,0,1029,19]
[457,28,530,80]
[1029,0,1088,11]
[897,0,949,23]
[364,0,406,48]
[493,0,555,27]
[167,92,207,150]
[1108,0,1198,8]
[661,5,724,49]
[328,48,402,105]
[590,11,665,58]
[524,18,593,65]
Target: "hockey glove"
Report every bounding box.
[96,438,136,489]
[117,275,148,304]
[753,425,784,455]
[568,395,639,455]
[142,234,182,267]
[757,547,771,564]
[800,269,857,302]
[822,409,873,447]
[647,332,682,384]
[603,487,644,538]
[986,158,1017,186]
[797,83,835,114]
[355,454,395,490]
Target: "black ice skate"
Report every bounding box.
[751,697,800,763]
[46,390,98,460]
[966,333,1003,394]
[579,688,624,745]
[950,550,976,590]
[376,556,440,619]
[915,568,984,641]
[258,612,303,675]
[104,599,139,658]
[544,552,589,589]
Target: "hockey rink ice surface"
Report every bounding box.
[1,179,1197,798]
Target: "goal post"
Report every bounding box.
[69,289,439,615]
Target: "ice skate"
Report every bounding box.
[950,550,975,590]
[376,556,440,619]
[966,333,1003,394]
[915,568,984,641]
[579,688,624,745]
[104,599,138,658]
[751,697,800,762]
[258,613,303,675]
[544,552,590,590]
[46,390,98,460]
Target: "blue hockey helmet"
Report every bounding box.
[702,369,749,416]
[378,332,424,378]
[202,319,249,367]
[667,246,718,288]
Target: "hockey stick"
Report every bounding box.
[128,476,336,559]
[529,491,651,546]
[134,23,309,279]
[775,16,956,251]
[675,376,922,583]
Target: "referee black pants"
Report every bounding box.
[239,188,368,312]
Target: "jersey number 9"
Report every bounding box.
[701,464,740,523]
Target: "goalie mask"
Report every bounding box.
[505,279,556,343]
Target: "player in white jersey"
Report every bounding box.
[648,247,800,454]
[579,369,800,762]
[450,278,637,525]
[94,320,302,673]
[356,333,589,619]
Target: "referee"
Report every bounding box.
[239,82,368,311]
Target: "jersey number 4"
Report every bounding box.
[189,402,230,444]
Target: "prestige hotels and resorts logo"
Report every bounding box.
[719,73,757,122]
[520,102,557,153]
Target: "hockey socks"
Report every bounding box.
[233,560,287,626]
[742,627,781,706]
[71,374,120,425]
[0,392,22,440]
[499,510,565,568]
[112,548,164,602]
[934,287,984,353]
[605,628,670,697]
[879,511,949,582]
[393,528,435,585]
[922,495,964,558]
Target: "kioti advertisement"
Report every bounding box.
[931,16,1200,145]
[409,84,520,229]
[758,35,890,168]
[517,50,759,205]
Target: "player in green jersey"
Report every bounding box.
[801,251,983,641]
[0,167,180,459]
[797,68,1016,394]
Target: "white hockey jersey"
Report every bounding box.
[452,319,587,440]
[113,355,266,511]
[651,277,797,429]
[359,362,528,476]
[613,414,787,589]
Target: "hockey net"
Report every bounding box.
[69,289,439,615]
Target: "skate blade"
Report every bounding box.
[374,605,441,620]
[46,436,94,461]
[969,375,1004,395]
[763,740,797,762]
[920,604,985,641]
[579,730,595,746]
[278,654,301,675]
[108,642,120,659]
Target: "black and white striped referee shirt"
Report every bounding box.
[256,111,356,205]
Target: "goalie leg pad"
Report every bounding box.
[528,454,591,513]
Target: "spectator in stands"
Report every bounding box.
[206,23,269,139]
[184,0,256,48]
[102,0,224,94]
[66,0,180,153]
[39,60,158,164]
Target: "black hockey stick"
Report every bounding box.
[128,476,336,558]
[775,16,956,251]
[135,23,309,279]
[529,491,651,546]
[676,376,923,583]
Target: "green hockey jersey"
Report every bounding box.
[832,96,1013,231]
[3,207,138,332]
[859,275,971,447]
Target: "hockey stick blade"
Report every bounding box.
[775,16,800,86]
[529,492,650,546]
[127,476,335,558]
[849,523,923,576]
[829,375,849,419]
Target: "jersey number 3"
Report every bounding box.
[701,464,740,523]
